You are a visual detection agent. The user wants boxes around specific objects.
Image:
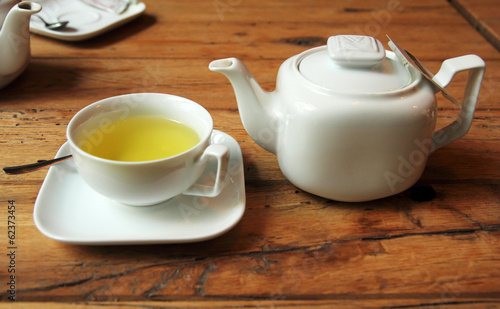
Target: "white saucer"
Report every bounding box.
[30,0,146,41]
[33,130,246,245]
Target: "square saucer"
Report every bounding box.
[30,0,146,41]
[33,130,246,245]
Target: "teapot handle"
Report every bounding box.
[430,55,485,152]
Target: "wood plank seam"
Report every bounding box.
[449,0,500,52]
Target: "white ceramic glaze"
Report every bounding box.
[29,0,145,41]
[209,35,486,202]
[33,131,245,245]
[0,1,40,89]
[66,93,230,206]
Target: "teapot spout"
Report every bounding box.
[209,58,278,154]
[0,2,41,88]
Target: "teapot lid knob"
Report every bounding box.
[327,35,385,67]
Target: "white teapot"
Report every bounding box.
[209,35,485,202]
[0,1,41,89]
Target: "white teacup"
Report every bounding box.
[66,93,229,206]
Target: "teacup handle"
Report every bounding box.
[182,144,230,197]
[431,54,485,152]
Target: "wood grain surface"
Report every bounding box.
[451,0,500,51]
[1,0,499,308]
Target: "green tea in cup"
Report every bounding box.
[77,115,200,162]
[67,93,229,206]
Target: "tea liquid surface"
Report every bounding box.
[79,116,200,161]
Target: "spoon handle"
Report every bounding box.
[3,155,73,175]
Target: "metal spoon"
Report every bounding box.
[3,155,73,175]
[34,15,69,31]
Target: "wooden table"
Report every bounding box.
[1,0,499,307]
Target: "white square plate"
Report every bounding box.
[33,130,246,245]
[30,0,146,41]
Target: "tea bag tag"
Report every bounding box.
[387,35,460,107]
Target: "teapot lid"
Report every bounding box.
[298,35,411,93]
